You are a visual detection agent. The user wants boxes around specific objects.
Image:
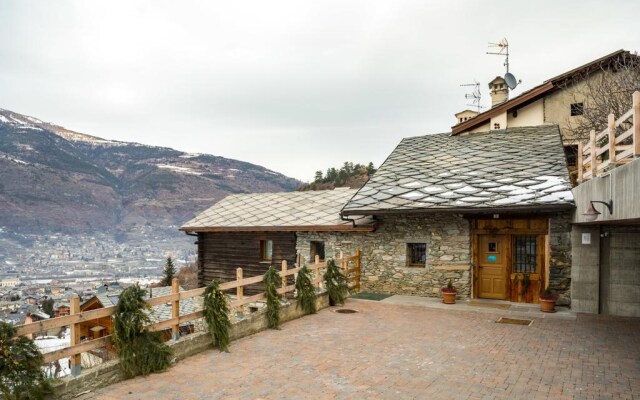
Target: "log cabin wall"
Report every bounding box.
[197,232,297,294]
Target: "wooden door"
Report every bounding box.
[477,235,508,299]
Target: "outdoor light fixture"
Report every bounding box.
[583,200,613,222]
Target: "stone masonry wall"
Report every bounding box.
[297,213,471,298]
[549,211,573,306]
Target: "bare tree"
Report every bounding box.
[560,52,640,142]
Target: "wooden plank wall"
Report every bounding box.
[198,232,297,294]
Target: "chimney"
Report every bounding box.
[488,76,508,107]
[454,110,479,125]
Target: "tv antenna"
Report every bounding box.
[460,81,483,112]
[487,38,521,90]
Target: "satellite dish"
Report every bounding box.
[504,72,518,90]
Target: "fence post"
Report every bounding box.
[171,277,180,340]
[633,91,640,157]
[356,248,361,293]
[236,268,244,313]
[577,142,583,182]
[314,255,321,288]
[608,113,616,166]
[281,260,288,290]
[590,129,597,177]
[69,295,81,377]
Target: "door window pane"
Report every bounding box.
[513,236,537,273]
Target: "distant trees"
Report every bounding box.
[160,257,176,286]
[300,161,377,191]
[41,298,55,319]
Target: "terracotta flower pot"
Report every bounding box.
[539,298,556,313]
[442,291,457,304]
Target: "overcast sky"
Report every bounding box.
[1,1,639,181]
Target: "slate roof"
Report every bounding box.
[342,125,574,215]
[181,187,374,232]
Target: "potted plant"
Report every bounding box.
[441,280,457,304]
[539,288,558,313]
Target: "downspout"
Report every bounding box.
[339,212,356,228]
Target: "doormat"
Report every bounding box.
[468,301,511,310]
[496,317,533,326]
[350,292,393,301]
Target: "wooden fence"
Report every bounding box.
[14,250,360,375]
[578,91,640,182]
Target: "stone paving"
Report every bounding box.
[90,298,640,400]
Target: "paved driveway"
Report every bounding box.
[91,299,640,399]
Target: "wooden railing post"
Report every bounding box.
[171,277,180,340]
[633,91,640,157]
[590,129,597,178]
[577,142,583,182]
[281,260,287,289]
[355,248,361,293]
[236,268,244,313]
[69,295,81,377]
[314,255,322,288]
[608,113,616,165]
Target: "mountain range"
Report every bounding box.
[0,108,300,238]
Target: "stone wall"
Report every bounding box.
[297,213,471,298]
[548,211,573,306]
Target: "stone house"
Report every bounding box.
[183,125,574,305]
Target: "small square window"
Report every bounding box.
[407,243,427,267]
[488,242,497,253]
[310,241,325,261]
[260,240,273,262]
[570,103,584,116]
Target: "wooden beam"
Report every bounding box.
[171,278,180,340]
[42,336,111,364]
[69,295,81,376]
[634,91,640,156]
[577,141,583,182]
[608,113,616,166]
[590,129,597,178]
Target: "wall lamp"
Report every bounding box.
[583,200,613,222]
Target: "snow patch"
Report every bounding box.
[157,164,202,175]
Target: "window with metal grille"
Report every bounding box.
[513,236,537,273]
[406,243,427,267]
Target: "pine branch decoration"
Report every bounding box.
[295,265,317,314]
[112,285,173,379]
[263,267,281,329]
[323,259,348,305]
[203,280,231,352]
[0,322,52,400]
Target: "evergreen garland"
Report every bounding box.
[112,285,173,379]
[295,265,317,314]
[203,280,231,352]
[263,267,281,329]
[0,322,52,400]
[323,259,348,306]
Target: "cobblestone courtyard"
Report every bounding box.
[91,299,640,399]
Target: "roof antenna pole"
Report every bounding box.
[487,38,521,90]
[460,80,483,112]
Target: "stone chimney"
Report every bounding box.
[454,110,479,125]
[488,76,508,107]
